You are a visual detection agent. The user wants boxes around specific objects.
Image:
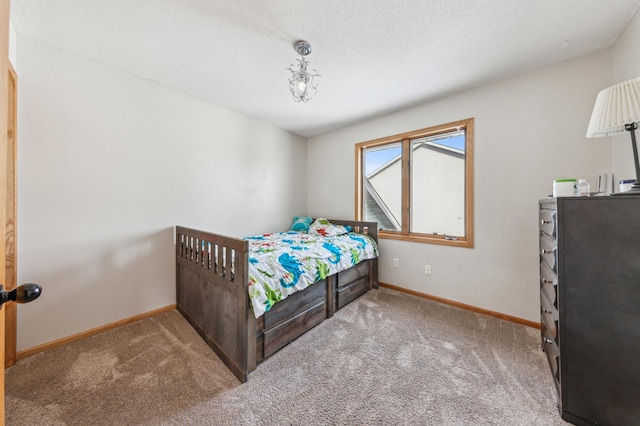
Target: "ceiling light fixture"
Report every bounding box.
[287,40,320,103]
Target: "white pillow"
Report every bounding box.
[308,218,349,237]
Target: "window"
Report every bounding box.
[355,118,474,247]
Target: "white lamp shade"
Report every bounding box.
[586,77,640,138]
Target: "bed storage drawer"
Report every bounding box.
[260,279,328,359]
[263,279,326,330]
[263,301,326,358]
[337,260,370,288]
[337,277,369,309]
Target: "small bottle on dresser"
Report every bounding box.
[577,179,590,196]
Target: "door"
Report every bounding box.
[1,0,11,423]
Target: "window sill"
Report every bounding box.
[378,231,473,248]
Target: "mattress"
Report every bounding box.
[244,231,378,318]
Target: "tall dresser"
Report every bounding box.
[539,196,640,426]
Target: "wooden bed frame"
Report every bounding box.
[175,219,378,382]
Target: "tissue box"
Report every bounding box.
[553,179,577,197]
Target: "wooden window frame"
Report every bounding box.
[355,118,474,248]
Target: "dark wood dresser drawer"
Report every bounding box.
[541,308,558,342]
[543,346,561,396]
[540,260,557,308]
[539,208,557,238]
[539,234,557,272]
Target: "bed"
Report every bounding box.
[175,219,379,382]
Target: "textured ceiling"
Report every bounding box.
[10,0,640,137]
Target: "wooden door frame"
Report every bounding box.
[1,0,12,422]
[4,62,16,368]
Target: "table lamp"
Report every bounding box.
[586,77,640,194]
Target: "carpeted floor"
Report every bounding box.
[6,287,569,425]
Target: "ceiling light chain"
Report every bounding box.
[287,40,320,103]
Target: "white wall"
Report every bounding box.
[8,19,16,65]
[307,51,612,322]
[15,36,307,351]
[610,11,640,183]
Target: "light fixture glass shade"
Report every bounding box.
[586,77,640,138]
[288,57,319,103]
[287,40,320,103]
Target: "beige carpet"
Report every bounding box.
[6,287,569,425]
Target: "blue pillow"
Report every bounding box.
[290,216,313,232]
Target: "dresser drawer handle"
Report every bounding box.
[541,220,553,225]
[541,249,556,254]
[542,308,553,314]
[544,338,554,345]
[542,278,554,284]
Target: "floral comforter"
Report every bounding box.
[245,231,379,318]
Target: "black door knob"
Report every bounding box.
[0,283,42,307]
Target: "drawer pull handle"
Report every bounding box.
[542,278,554,284]
[541,220,552,225]
[541,249,556,254]
[544,338,554,345]
[542,308,553,314]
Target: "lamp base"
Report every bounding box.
[613,180,640,195]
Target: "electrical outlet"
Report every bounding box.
[392,258,399,268]
[424,265,432,275]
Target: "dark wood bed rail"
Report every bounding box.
[176,226,255,381]
[329,219,378,241]
[176,226,248,284]
[328,219,379,288]
[175,219,379,382]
